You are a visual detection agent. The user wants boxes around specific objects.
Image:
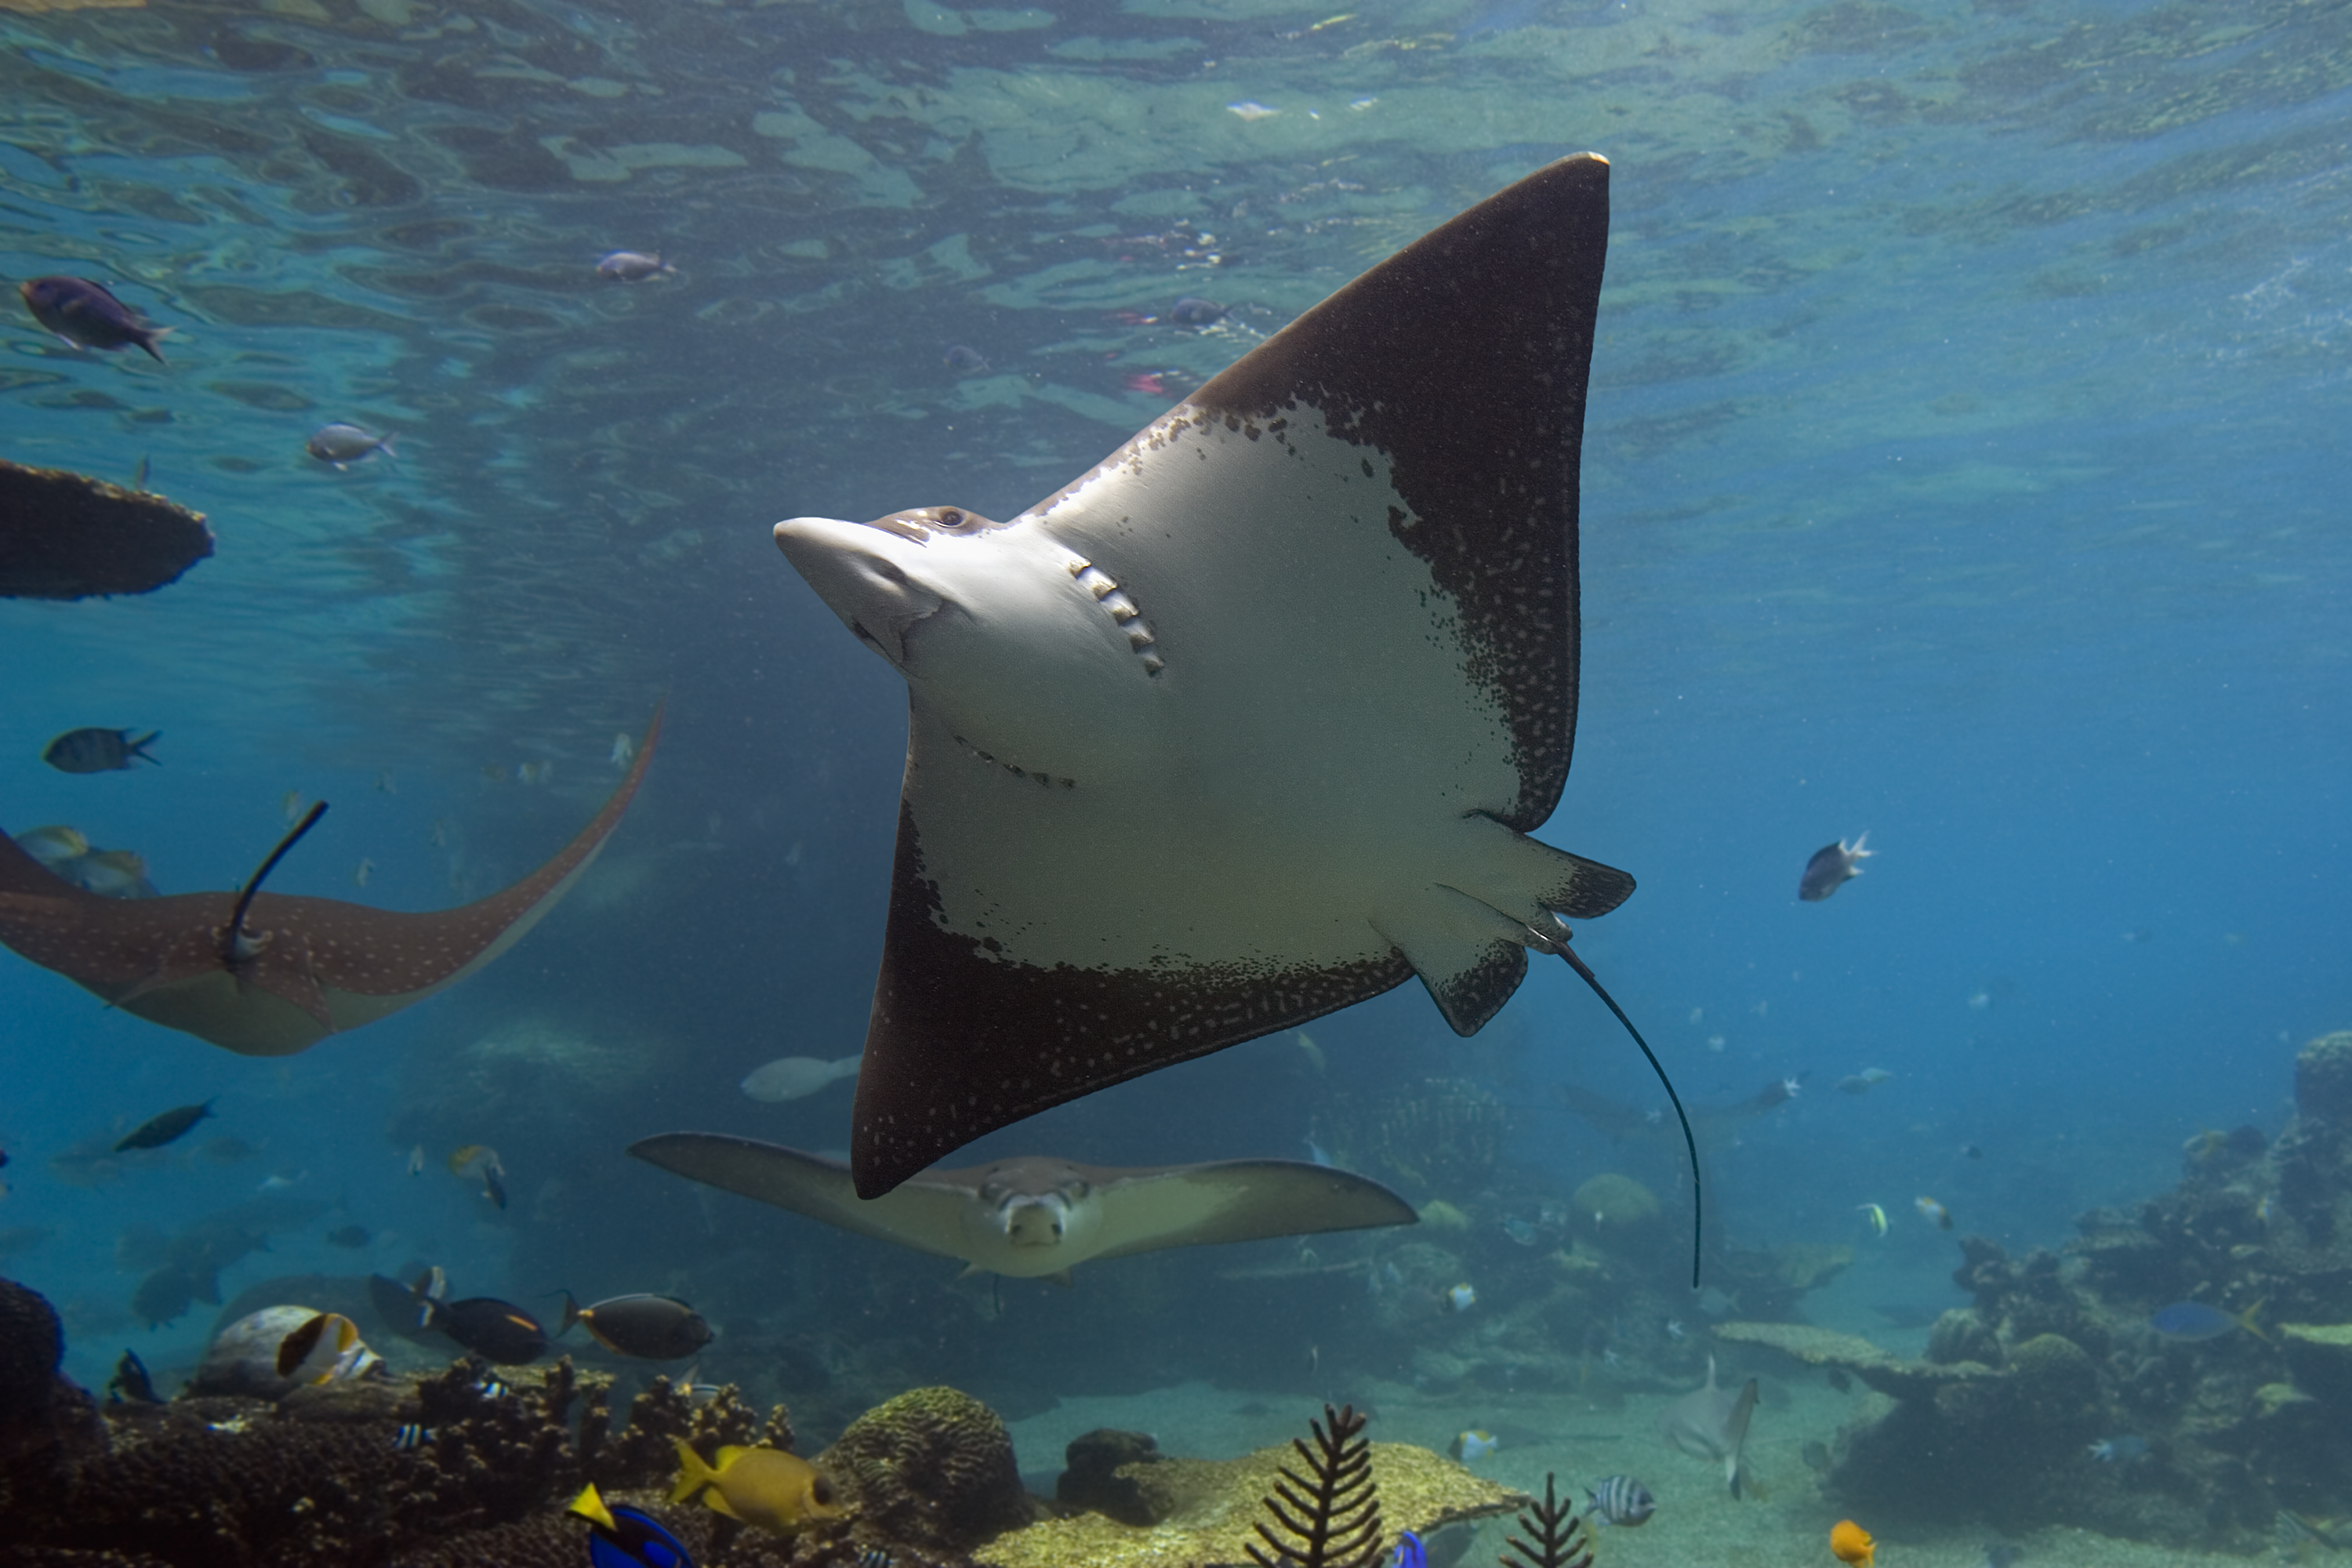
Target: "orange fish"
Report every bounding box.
[1831,1519,1875,1566]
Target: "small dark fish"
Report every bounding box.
[107,1348,162,1404]
[43,728,161,774]
[1168,296,1227,325]
[325,1224,372,1249]
[1963,1142,1984,1160]
[480,1160,507,1210]
[419,1292,550,1363]
[1584,1474,1656,1527]
[1801,1439,1832,1473]
[942,343,988,372]
[113,1098,216,1152]
[19,277,171,361]
[560,1291,713,1361]
[2151,1300,2264,1341]
[1799,833,1872,901]
[131,454,151,491]
[1980,1546,2025,1568]
[597,250,675,281]
[306,423,395,467]
[572,1482,696,1568]
[393,1422,431,1450]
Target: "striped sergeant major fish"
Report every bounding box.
[1584,1474,1657,1527]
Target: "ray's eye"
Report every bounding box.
[937,508,965,528]
[811,1475,834,1504]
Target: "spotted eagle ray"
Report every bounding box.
[628,1133,1416,1282]
[769,154,1702,1275]
[0,712,659,1054]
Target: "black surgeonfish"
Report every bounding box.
[559,1292,713,1361]
[113,1099,216,1152]
[408,1270,549,1363]
[42,727,161,773]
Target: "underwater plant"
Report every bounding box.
[1499,1474,1592,1568]
[1248,1403,1383,1568]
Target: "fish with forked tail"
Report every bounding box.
[20,278,172,361]
[1799,833,1872,901]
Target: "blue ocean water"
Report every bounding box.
[2,0,2347,1535]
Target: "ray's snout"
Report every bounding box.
[773,515,944,666]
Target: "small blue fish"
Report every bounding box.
[943,343,989,373]
[42,728,160,774]
[19,277,171,361]
[1169,296,1227,326]
[1388,1532,1425,1568]
[2150,1300,2265,1341]
[2087,1435,2147,1463]
[570,1482,695,1568]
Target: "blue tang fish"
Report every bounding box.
[2150,1300,2265,1341]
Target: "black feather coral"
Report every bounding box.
[1499,1474,1592,1568]
[1248,1403,1383,1568]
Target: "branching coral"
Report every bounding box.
[1499,1475,1592,1568]
[1247,1404,1381,1568]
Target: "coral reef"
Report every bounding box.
[818,1385,1032,1554]
[0,1290,937,1568]
[1054,1428,1167,1526]
[992,1413,1525,1568]
[1787,1029,2352,1549]
[0,1278,103,1508]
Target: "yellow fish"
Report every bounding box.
[1857,1203,1888,1238]
[670,1439,843,1534]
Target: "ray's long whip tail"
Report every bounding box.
[222,801,328,966]
[1531,921,1704,1288]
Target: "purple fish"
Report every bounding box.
[597,250,674,282]
[19,277,171,362]
[1798,832,1871,901]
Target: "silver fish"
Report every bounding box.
[306,423,395,468]
[597,250,674,281]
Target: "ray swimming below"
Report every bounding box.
[0,710,661,1055]
[627,1134,1419,1283]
